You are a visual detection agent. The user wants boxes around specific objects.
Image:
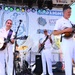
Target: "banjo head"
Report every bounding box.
[0,37,4,48]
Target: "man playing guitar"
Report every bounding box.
[53,5,75,75]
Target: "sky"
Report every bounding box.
[70,2,75,24]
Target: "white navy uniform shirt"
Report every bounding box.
[54,17,72,31]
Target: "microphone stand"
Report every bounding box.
[13,20,22,75]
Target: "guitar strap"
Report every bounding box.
[7,29,13,42]
[43,35,52,44]
[43,35,49,44]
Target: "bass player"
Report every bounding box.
[39,29,53,75]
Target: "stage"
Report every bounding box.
[33,72,65,75]
[34,72,75,75]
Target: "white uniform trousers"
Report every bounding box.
[6,45,14,75]
[0,51,6,75]
[61,38,75,75]
[41,48,53,75]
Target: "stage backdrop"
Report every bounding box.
[0,4,75,63]
[0,6,63,47]
[0,4,75,47]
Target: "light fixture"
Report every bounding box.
[37,9,41,13]
[42,9,46,13]
[26,8,31,12]
[21,7,25,12]
[16,7,20,12]
[31,8,36,13]
[37,9,43,13]
[9,7,14,11]
[4,6,9,10]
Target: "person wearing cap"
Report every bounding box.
[53,5,75,75]
[39,29,53,75]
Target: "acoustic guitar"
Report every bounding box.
[62,27,73,38]
[63,32,73,38]
[62,24,75,38]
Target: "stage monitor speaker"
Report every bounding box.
[33,55,43,74]
[72,64,75,75]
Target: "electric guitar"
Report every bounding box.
[38,35,49,53]
[38,43,45,53]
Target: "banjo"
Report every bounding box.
[0,35,28,51]
[0,29,13,51]
[0,37,9,50]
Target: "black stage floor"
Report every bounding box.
[16,71,75,75]
[34,73,65,75]
[53,72,65,75]
[53,72,74,75]
[34,72,75,75]
[34,71,75,75]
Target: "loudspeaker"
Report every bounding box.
[34,55,43,74]
[56,61,63,71]
[52,61,64,73]
[38,0,43,9]
[72,64,75,75]
[46,0,53,10]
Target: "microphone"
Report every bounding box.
[16,35,28,40]
[19,20,22,23]
[24,35,28,39]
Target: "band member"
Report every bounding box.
[39,29,53,75]
[53,5,75,75]
[0,19,15,75]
